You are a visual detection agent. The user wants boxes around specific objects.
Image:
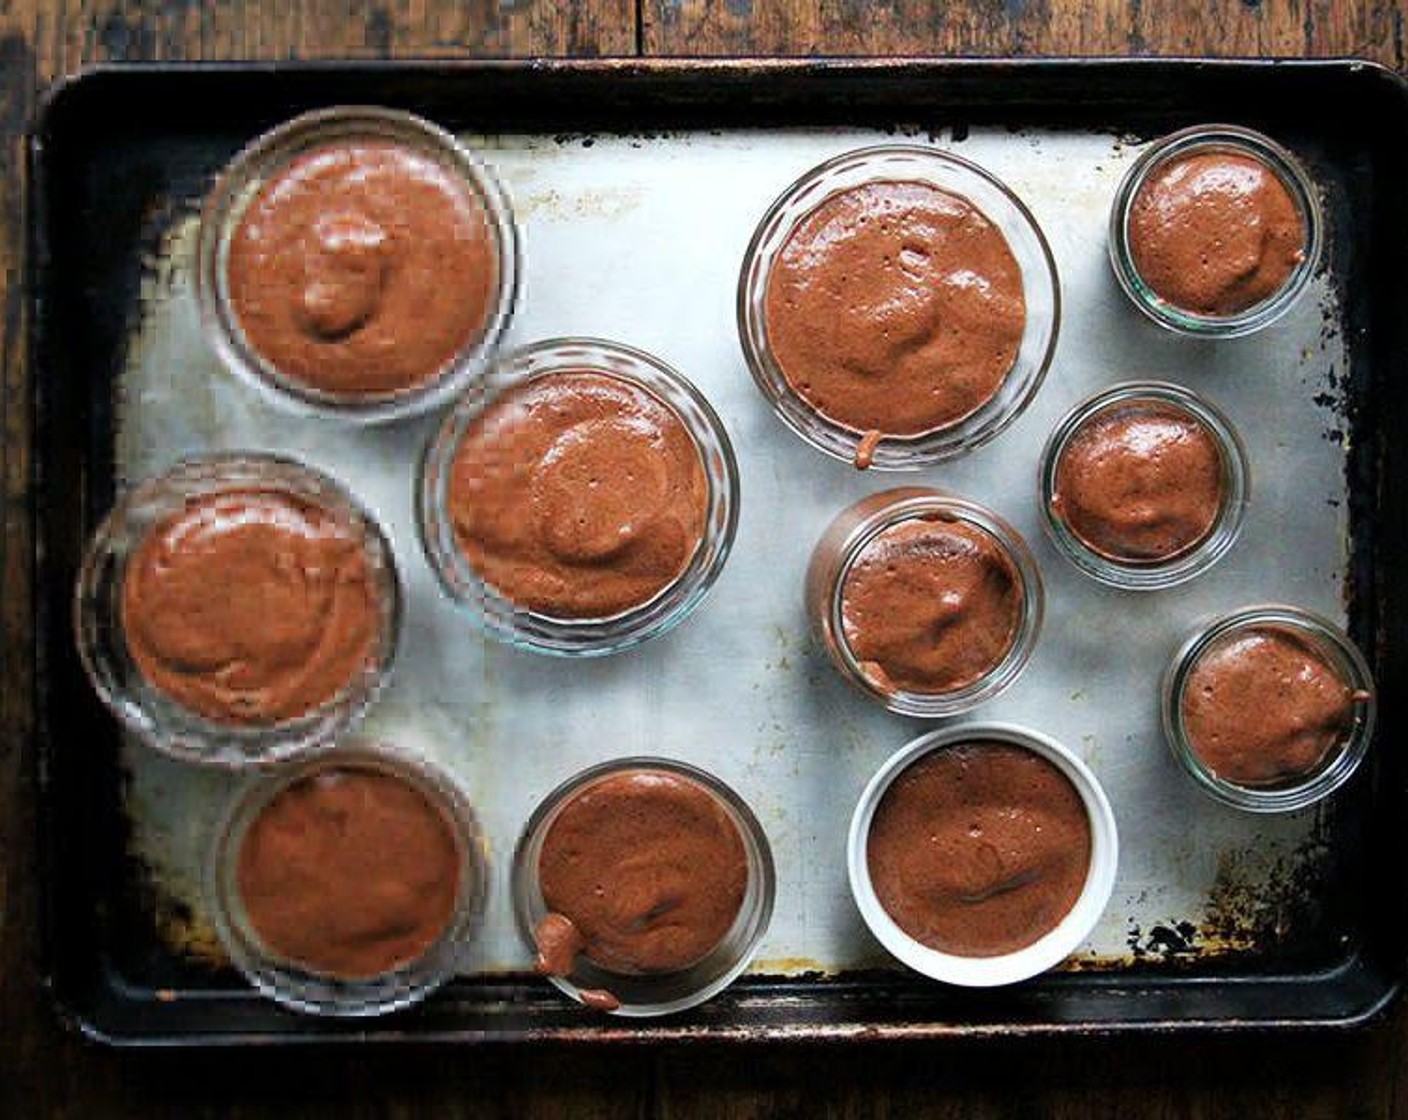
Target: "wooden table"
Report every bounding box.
[3,3,1407,1115]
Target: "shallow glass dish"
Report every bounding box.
[194,105,520,423]
[74,452,401,768]
[737,144,1060,468]
[207,740,489,1016]
[417,337,740,657]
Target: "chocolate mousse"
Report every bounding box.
[1182,626,1357,786]
[227,140,499,397]
[1052,400,1223,563]
[121,489,379,724]
[841,517,1022,694]
[535,769,747,977]
[1127,150,1306,317]
[867,742,1091,958]
[447,371,708,619]
[764,180,1026,438]
[236,767,462,979]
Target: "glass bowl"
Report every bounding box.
[1039,381,1250,590]
[1108,124,1322,338]
[738,144,1060,468]
[805,487,1044,717]
[510,757,774,1017]
[207,740,489,1016]
[418,337,740,657]
[74,452,401,767]
[1162,605,1376,812]
[194,105,519,423]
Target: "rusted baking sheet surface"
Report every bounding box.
[29,60,1408,1044]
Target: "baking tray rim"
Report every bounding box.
[25,54,1408,1047]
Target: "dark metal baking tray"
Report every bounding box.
[27,58,1408,1045]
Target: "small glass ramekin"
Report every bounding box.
[75,453,401,768]
[418,337,740,657]
[510,757,775,1017]
[805,487,1044,717]
[737,144,1060,469]
[1162,605,1377,813]
[1039,381,1250,590]
[207,740,488,1016]
[1108,124,1322,338]
[848,722,1118,987]
[194,105,519,424]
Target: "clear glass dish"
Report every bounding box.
[74,452,401,767]
[1161,604,1376,812]
[1039,381,1250,590]
[1108,124,1322,338]
[194,105,519,423]
[510,757,775,1017]
[738,144,1060,468]
[207,740,489,1016]
[805,487,1044,717]
[418,337,740,657]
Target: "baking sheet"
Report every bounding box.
[113,125,1350,980]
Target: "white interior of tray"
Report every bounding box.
[116,126,1350,979]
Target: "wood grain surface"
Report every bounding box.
[643,0,1404,61]
[4,2,1408,1117]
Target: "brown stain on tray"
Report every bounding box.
[751,956,828,975]
[153,897,228,969]
[1070,824,1338,972]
